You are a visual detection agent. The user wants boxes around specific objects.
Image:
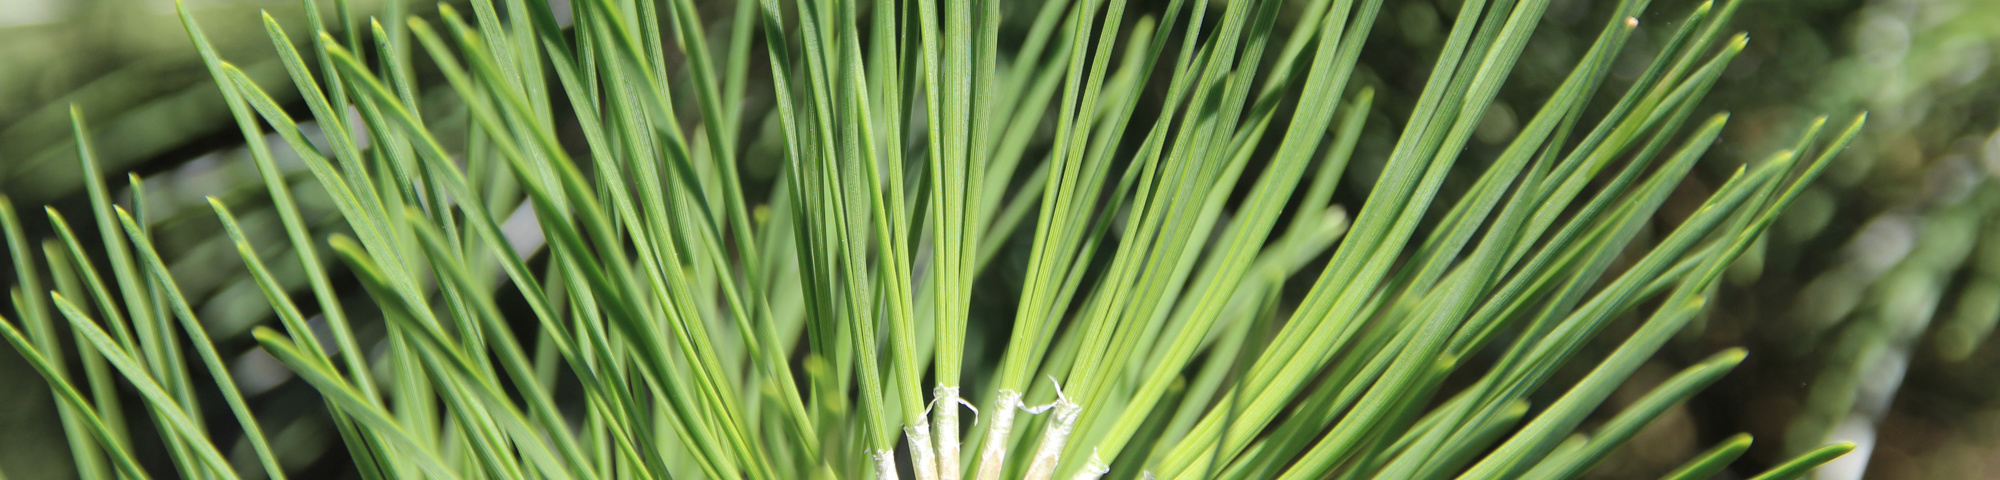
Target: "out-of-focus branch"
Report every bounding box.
[0,0,440,203]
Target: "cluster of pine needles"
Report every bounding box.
[0,0,1869,478]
